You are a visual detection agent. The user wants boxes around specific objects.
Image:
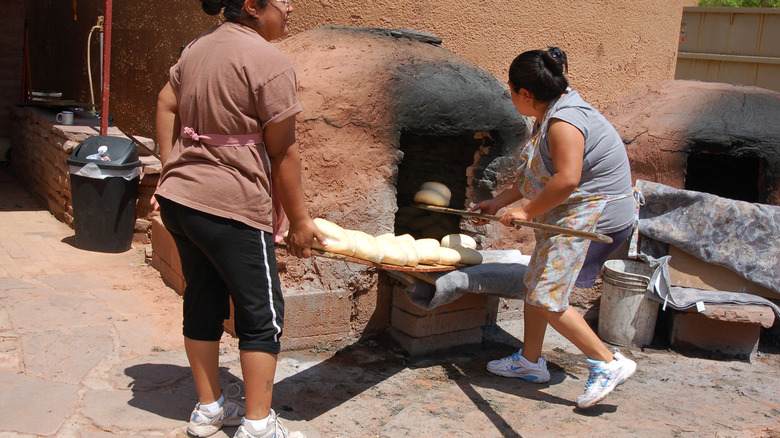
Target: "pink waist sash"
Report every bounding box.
[181,126,264,146]
[180,126,287,243]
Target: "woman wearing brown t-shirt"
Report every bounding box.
[154,1,322,437]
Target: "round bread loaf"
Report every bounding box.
[311,218,355,256]
[376,236,408,266]
[453,245,482,265]
[420,181,452,200]
[346,229,384,263]
[413,189,449,207]
[436,247,462,265]
[441,233,477,249]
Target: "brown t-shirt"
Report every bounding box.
[156,22,303,232]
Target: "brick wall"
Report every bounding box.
[9,106,160,242]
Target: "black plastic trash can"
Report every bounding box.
[67,136,142,253]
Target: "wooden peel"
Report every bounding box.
[413,204,613,244]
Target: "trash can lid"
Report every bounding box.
[67,135,142,170]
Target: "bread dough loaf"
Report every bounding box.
[376,236,408,266]
[436,247,462,265]
[396,240,420,267]
[413,240,441,265]
[441,233,477,249]
[420,182,452,201]
[395,233,416,244]
[413,189,449,207]
[346,230,384,263]
[311,218,355,256]
[453,245,482,265]
[415,238,440,249]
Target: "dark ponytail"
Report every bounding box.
[201,0,270,22]
[508,46,569,102]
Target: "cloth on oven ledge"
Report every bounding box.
[403,250,530,311]
[636,179,780,297]
[635,254,780,322]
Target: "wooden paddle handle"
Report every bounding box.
[412,204,614,244]
[507,218,613,244]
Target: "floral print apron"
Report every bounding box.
[517,101,636,312]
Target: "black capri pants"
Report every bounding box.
[158,197,284,354]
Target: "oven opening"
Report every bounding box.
[685,150,766,203]
[394,130,500,240]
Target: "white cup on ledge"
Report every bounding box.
[56,111,74,125]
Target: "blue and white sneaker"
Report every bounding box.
[576,350,637,409]
[486,348,550,383]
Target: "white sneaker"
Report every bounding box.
[234,410,306,438]
[576,351,637,409]
[486,349,550,383]
[187,382,246,437]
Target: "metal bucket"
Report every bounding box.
[603,259,654,284]
[598,261,659,347]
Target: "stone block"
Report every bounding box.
[390,327,483,356]
[352,274,393,337]
[494,297,524,322]
[219,276,354,349]
[390,285,493,355]
[668,308,766,358]
[150,252,185,297]
[279,288,353,351]
[391,305,487,338]
[392,286,491,316]
[694,304,775,328]
[150,216,184,295]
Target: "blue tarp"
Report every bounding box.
[636,180,780,296]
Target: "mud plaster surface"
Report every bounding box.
[3,162,779,438]
[267,320,780,438]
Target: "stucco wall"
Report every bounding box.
[291,0,684,112]
[21,0,684,139]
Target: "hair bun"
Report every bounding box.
[201,0,225,15]
[541,46,568,75]
[547,46,564,59]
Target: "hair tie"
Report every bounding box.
[546,46,564,58]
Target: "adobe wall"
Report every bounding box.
[603,79,780,206]
[21,0,685,139]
